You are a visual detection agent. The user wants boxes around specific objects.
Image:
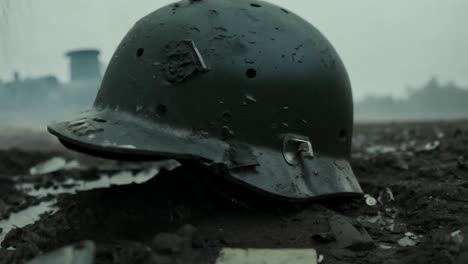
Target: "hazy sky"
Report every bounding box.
[1,0,467,99]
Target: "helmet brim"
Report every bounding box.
[48,109,362,201]
[48,109,229,162]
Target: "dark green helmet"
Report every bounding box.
[48,0,362,200]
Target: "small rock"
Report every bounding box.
[29,157,67,176]
[364,194,377,206]
[329,215,375,251]
[216,248,318,264]
[456,229,468,264]
[397,232,422,247]
[311,232,334,243]
[177,224,203,248]
[26,241,95,264]
[397,236,418,247]
[151,233,187,254]
[177,224,197,238]
[147,253,174,264]
[451,230,464,245]
[392,156,409,170]
[378,188,395,204]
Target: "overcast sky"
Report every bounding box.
[1,0,467,99]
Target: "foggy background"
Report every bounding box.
[1,0,468,125]
[1,0,468,99]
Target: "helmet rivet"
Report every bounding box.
[156,104,168,116]
[246,68,257,78]
[136,48,144,58]
[221,112,232,123]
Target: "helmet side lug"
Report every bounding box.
[282,134,314,166]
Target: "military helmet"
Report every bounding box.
[48,0,362,200]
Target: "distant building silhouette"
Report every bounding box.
[66,49,101,82]
[0,49,102,124]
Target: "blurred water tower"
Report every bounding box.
[66,49,101,82]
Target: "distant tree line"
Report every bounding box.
[355,77,468,116]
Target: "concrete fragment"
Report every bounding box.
[26,241,95,264]
[216,248,317,264]
[329,215,375,251]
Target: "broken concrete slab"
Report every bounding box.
[26,241,95,264]
[215,248,317,264]
[329,215,375,251]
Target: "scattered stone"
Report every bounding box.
[26,241,95,264]
[151,232,187,254]
[364,194,377,206]
[397,232,422,247]
[29,157,67,175]
[451,230,464,245]
[378,188,395,204]
[216,248,317,264]
[392,156,409,170]
[317,254,324,263]
[311,232,334,243]
[417,141,440,152]
[329,215,375,251]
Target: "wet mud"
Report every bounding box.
[0,121,467,264]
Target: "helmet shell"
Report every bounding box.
[49,0,362,200]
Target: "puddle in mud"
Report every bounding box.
[0,160,181,246]
[0,200,58,245]
[17,168,162,198]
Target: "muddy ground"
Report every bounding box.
[0,121,467,264]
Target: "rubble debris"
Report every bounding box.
[29,157,67,175]
[378,188,395,204]
[365,145,397,155]
[364,194,377,206]
[0,200,58,244]
[456,230,468,264]
[1,121,468,263]
[26,241,95,264]
[397,232,422,247]
[329,215,375,251]
[391,156,410,170]
[451,230,464,245]
[311,232,334,243]
[417,140,440,152]
[29,157,82,176]
[215,248,317,264]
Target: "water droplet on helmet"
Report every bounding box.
[221,112,232,123]
[221,126,235,140]
[245,94,257,103]
[92,118,107,123]
[244,59,255,64]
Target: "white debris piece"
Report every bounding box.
[30,157,67,175]
[364,194,377,206]
[451,230,464,244]
[397,232,422,247]
[216,248,317,264]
